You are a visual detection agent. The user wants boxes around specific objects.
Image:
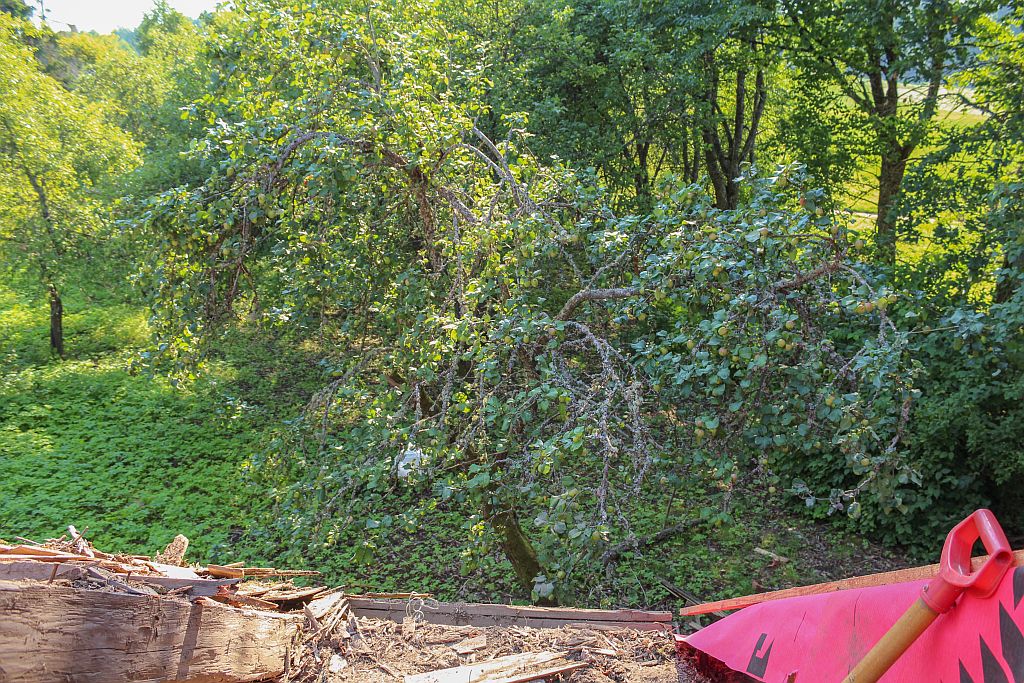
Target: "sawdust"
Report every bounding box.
[297,615,682,682]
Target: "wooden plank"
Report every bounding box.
[0,554,143,574]
[204,564,245,579]
[348,599,672,631]
[146,561,200,579]
[131,575,241,597]
[347,597,672,623]
[0,561,238,597]
[0,561,90,582]
[363,613,669,632]
[679,547,1024,616]
[404,651,587,683]
[0,579,304,683]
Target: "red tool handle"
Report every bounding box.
[843,509,1013,683]
[922,508,1012,613]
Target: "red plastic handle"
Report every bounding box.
[922,509,1012,613]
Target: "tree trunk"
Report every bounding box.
[483,501,553,603]
[700,51,767,211]
[875,151,907,269]
[632,141,651,210]
[49,284,63,358]
[995,253,1022,304]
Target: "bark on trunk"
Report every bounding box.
[995,253,1022,304]
[700,51,767,210]
[49,284,64,358]
[483,502,552,603]
[875,151,907,269]
[633,141,651,210]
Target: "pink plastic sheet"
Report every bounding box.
[681,566,1024,681]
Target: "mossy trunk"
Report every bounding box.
[483,501,555,604]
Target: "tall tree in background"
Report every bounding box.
[495,0,698,210]
[0,15,139,357]
[782,0,997,267]
[692,0,775,209]
[479,0,778,211]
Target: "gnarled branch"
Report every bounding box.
[557,287,641,320]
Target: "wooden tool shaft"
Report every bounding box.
[841,598,939,683]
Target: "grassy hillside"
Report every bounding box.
[0,281,264,559]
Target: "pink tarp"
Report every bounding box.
[681,565,1024,682]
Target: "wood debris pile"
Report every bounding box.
[295,608,680,682]
[0,527,684,683]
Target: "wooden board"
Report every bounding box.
[0,580,304,683]
[0,560,90,582]
[0,561,240,597]
[679,547,1024,616]
[347,597,673,631]
[404,651,587,683]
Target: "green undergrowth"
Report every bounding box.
[0,279,278,560]
[0,275,907,609]
[246,481,906,611]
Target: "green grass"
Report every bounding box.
[0,280,265,560]
[837,94,989,217]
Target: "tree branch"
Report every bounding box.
[601,521,699,567]
[773,256,842,294]
[556,287,641,321]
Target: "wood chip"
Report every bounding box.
[403,651,587,683]
[154,534,189,566]
[67,526,96,558]
[402,616,418,639]
[303,603,322,630]
[754,546,790,565]
[329,654,348,673]
[454,634,488,654]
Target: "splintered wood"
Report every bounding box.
[154,533,190,565]
[0,530,328,683]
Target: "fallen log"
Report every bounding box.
[0,579,304,683]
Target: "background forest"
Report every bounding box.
[1,0,1022,609]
